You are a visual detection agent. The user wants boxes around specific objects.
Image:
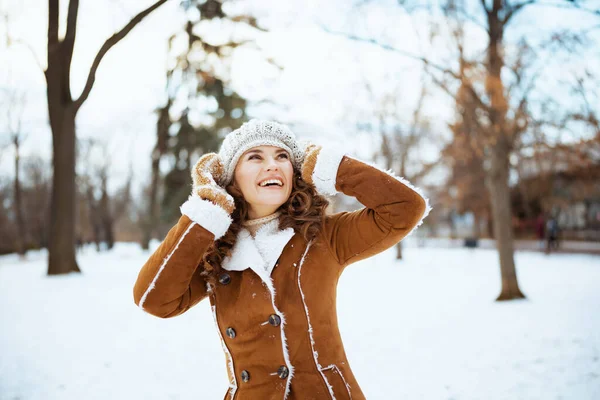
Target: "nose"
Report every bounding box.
[265,156,279,171]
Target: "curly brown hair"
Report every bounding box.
[200,169,330,284]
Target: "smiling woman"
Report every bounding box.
[232,146,294,219]
[133,119,431,399]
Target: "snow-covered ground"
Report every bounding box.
[1,242,599,400]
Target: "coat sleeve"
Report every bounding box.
[133,196,232,318]
[314,148,430,267]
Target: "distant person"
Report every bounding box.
[546,217,559,253]
[132,120,430,399]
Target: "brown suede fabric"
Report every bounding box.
[300,144,321,185]
[133,156,428,399]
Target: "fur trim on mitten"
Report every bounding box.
[301,145,346,196]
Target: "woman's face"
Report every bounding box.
[231,145,294,219]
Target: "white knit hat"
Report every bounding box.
[217,119,305,186]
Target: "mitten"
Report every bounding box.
[191,153,235,215]
[300,144,322,185]
[300,144,347,197]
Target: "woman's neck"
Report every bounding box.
[247,205,281,220]
[242,211,281,236]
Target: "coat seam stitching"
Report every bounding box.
[297,241,336,399]
[211,298,238,400]
[322,364,352,399]
[139,220,197,310]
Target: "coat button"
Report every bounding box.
[241,370,250,382]
[268,314,281,327]
[277,365,289,379]
[218,273,231,285]
[226,327,236,339]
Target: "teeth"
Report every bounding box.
[259,179,283,187]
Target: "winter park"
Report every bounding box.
[1,1,599,400]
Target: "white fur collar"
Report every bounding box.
[222,218,295,286]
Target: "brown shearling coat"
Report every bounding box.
[133,151,429,400]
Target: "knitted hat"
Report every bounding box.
[217,119,305,186]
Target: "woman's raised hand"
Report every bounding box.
[192,153,235,215]
[300,143,322,185]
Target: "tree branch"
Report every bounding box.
[582,23,600,34]
[504,0,536,24]
[229,15,267,32]
[64,0,79,55]
[73,0,169,111]
[480,0,491,16]
[424,64,488,132]
[321,25,491,113]
[506,0,600,26]
[412,160,441,182]
[456,6,489,32]
[47,0,59,55]
[322,26,452,74]
[63,0,79,102]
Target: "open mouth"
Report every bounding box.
[258,179,284,188]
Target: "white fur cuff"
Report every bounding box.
[180,195,232,240]
[311,147,347,196]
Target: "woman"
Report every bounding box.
[133,119,430,399]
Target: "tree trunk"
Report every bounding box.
[487,140,525,301]
[103,216,114,250]
[13,137,27,257]
[44,0,169,268]
[100,176,114,250]
[47,105,80,274]
[141,150,161,250]
[395,241,403,260]
[142,103,169,250]
[485,3,524,301]
[473,213,481,239]
[487,209,494,238]
[86,186,102,252]
[516,163,533,223]
[46,0,80,274]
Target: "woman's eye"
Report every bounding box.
[248,153,287,161]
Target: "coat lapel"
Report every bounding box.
[222,219,295,286]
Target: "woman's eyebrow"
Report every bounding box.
[246,149,287,155]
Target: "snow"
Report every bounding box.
[1,243,599,400]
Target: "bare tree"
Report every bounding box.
[77,137,130,252]
[141,101,170,250]
[326,0,598,300]
[1,86,29,257]
[0,177,15,255]
[365,82,438,259]
[23,156,51,250]
[9,92,28,257]
[97,143,134,251]
[45,0,168,275]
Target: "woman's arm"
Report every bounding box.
[133,153,234,318]
[303,146,430,267]
[133,198,232,318]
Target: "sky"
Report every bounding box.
[0,0,598,195]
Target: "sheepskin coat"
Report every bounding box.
[133,148,430,400]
